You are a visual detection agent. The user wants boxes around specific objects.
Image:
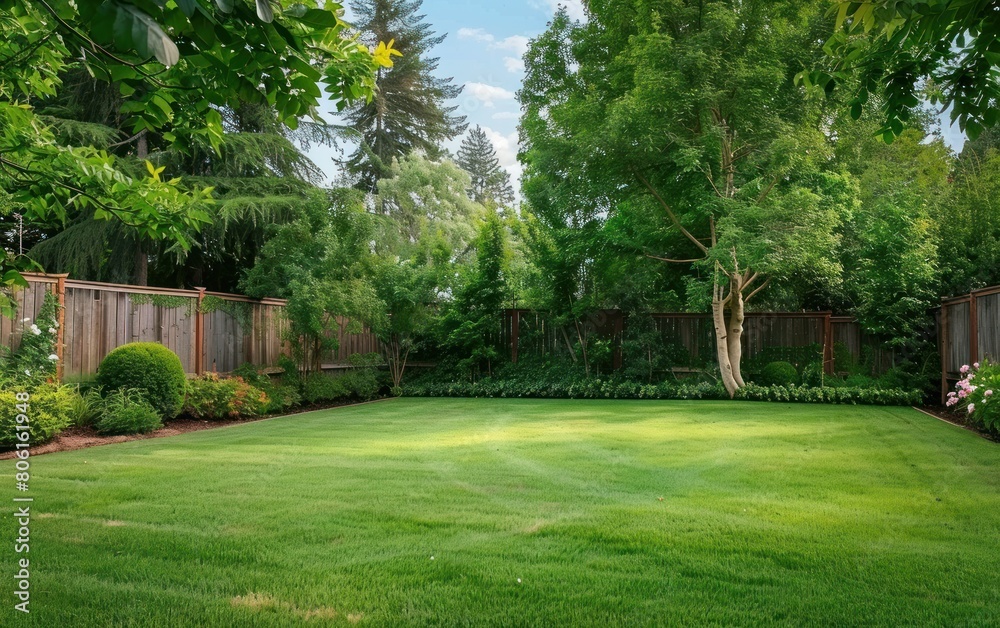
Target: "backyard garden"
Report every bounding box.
[3,0,1000,625]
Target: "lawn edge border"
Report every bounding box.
[911,405,995,441]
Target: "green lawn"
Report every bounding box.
[2,399,999,626]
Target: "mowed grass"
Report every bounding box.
[2,399,1000,626]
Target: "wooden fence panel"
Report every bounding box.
[0,280,54,356]
[61,285,197,380]
[977,292,1000,365]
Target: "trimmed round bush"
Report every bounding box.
[757,361,799,386]
[97,342,186,418]
[96,389,162,435]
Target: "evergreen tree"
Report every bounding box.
[344,0,467,192]
[456,126,514,207]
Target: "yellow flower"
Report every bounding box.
[373,39,402,68]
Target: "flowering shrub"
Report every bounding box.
[946,361,1000,434]
[0,291,60,387]
[183,373,269,420]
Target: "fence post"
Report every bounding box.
[823,313,833,375]
[194,287,206,375]
[969,291,978,367]
[613,310,624,370]
[939,304,949,405]
[511,310,520,364]
[54,274,67,382]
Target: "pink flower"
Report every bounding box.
[946,397,958,407]
[947,392,956,397]
[959,389,968,399]
[987,390,994,397]
[968,403,976,414]
[961,365,970,374]
[974,362,980,369]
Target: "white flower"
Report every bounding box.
[48,327,56,334]
[48,354,59,361]
[968,403,976,414]
[24,370,30,376]
[29,325,41,335]
[53,322,59,328]
[21,317,30,323]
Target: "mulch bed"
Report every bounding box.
[0,398,392,459]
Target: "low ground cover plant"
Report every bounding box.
[404,362,921,406]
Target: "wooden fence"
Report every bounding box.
[940,286,1000,402]
[502,309,890,376]
[1,274,381,381]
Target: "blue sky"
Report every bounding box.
[306,0,964,191]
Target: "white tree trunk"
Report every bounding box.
[712,289,740,398]
[727,276,746,388]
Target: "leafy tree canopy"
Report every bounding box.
[815,0,1000,141]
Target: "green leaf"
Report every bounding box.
[256,0,274,23]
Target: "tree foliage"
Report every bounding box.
[343,0,467,191]
[456,126,514,207]
[817,0,1000,141]
[1,0,385,309]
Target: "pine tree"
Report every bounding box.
[344,0,467,193]
[456,126,514,207]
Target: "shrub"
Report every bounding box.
[97,343,186,418]
[302,373,349,404]
[232,363,301,414]
[184,373,269,420]
[340,369,381,401]
[801,362,824,387]
[947,361,1000,434]
[96,389,162,435]
[0,384,75,448]
[757,361,799,386]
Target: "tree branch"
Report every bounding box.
[645,253,705,264]
[744,277,771,303]
[635,171,708,254]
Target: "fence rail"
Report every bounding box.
[2,274,382,381]
[940,286,1000,402]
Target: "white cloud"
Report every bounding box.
[458,29,530,56]
[492,111,520,121]
[494,35,530,55]
[465,82,516,108]
[457,27,493,42]
[504,56,526,73]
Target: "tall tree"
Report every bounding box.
[343,0,467,192]
[1,0,386,309]
[456,126,514,207]
[520,2,848,397]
